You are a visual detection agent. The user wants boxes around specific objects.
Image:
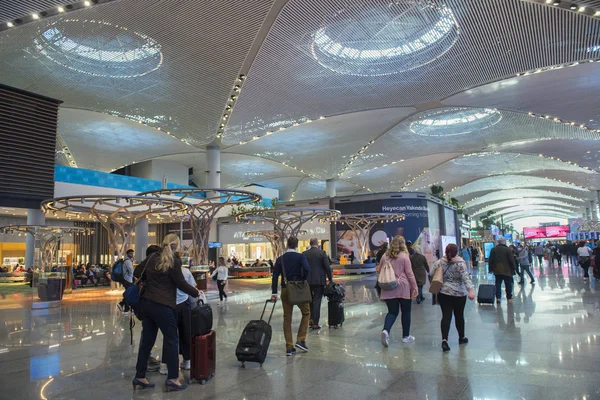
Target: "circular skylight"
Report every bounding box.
[34,19,162,79]
[410,107,502,136]
[311,1,459,76]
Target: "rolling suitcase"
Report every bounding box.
[477,284,495,305]
[191,299,213,336]
[328,300,344,328]
[190,330,216,385]
[235,300,276,366]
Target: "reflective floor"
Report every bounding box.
[0,260,599,400]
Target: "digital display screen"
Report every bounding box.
[208,242,222,248]
[484,242,494,260]
[524,227,546,239]
[545,225,569,238]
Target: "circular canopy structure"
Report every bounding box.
[336,213,405,260]
[235,207,340,251]
[41,195,189,259]
[0,225,94,273]
[139,188,262,264]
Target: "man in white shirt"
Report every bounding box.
[577,241,593,280]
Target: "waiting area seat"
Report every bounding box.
[331,263,377,275]
[228,267,271,278]
[0,272,27,283]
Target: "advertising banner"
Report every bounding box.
[568,218,585,233]
[524,227,546,239]
[335,199,440,265]
[545,225,569,238]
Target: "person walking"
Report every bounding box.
[518,244,535,285]
[117,249,135,313]
[303,238,333,330]
[471,246,479,270]
[378,235,418,347]
[429,243,475,352]
[409,247,429,304]
[488,236,516,304]
[577,241,593,280]
[460,245,471,272]
[211,257,229,305]
[132,234,200,392]
[271,236,311,356]
[534,243,544,267]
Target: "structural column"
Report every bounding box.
[326,179,336,198]
[585,207,591,221]
[134,217,149,263]
[25,209,45,268]
[206,146,221,188]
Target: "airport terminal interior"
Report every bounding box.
[1,0,600,399]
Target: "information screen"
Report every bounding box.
[545,225,569,238]
[483,242,494,260]
[524,227,546,239]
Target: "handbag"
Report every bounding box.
[281,253,312,305]
[429,262,453,294]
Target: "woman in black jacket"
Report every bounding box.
[132,234,199,392]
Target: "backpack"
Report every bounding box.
[377,257,398,291]
[111,259,124,283]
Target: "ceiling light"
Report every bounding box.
[552,0,560,5]
[84,0,91,6]
[32,13,40,19]
[545,0,552,3]
[57,6,65,12]
[6,21,14,28]
[570,4,577,9]
[595,10,600,16]
[578,6,585,12]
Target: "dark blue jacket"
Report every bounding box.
[271,251,310,294]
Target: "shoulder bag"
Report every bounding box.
[281,253,312,305]
[429,262,454,294]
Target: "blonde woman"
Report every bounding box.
[378,235,418,347]
[133,234,200,392]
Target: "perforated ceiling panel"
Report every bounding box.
[464,189,586,209]
[404,152,594,191]
[450,174,589,199]
[489,205,581,217]
[230,107,414,177]
[444,63,600,130]
[471,198,582,217]
[225,0,600,143]
[343,108,600,176]
[503,210,577,223]
[0,0,275,146]
[58,108,193,172]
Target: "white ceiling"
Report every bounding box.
[2,0,600,223]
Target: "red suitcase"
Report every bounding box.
[190,330,216,385]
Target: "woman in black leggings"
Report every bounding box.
[429,244,475,352]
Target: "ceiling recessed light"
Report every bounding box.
[578,6,585,12]
[6,21,14,27]
[57,6,65,12]
[31,13,40,19]
[83,0,91,6]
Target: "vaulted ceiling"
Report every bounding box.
[1,0,600,223]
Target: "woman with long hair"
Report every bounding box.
[132,234,200,392]
[378,235,418,347]
[429,244,475,352]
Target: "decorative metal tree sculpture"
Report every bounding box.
[336,213,405,260]
[244,229,308,258]
[139,189,261,265]
[235,208,340,252]
[41,195,190,260]
[0,225,94,271]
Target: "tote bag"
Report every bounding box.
[377,258,398,291]
[429,263,453,294]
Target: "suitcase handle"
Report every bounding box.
[260,299,277,324]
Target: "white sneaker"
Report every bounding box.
[381,330,389,347]
[402,335,415,343]
[180,360,190,370]
[159,363,168,375]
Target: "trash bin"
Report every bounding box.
[37,278,66,301]
[193,272,207,291]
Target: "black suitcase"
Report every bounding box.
[477,284,495,305]
[236,300,276,366]
[191,300,213,336]
[328,300,345,327]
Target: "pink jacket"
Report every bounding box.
[379,252,418,300]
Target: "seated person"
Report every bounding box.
[251,259,260,268]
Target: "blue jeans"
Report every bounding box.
[383,298,412,337]
[520,265,535,283]
[495,275,513,300]
[135,299,179,380]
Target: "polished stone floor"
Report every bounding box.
[0,260,599,400]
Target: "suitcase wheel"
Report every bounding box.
[200,379,207,385]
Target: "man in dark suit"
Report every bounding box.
[303,238,333,330]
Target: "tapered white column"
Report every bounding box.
[25,209,45,268]
[134,217,149,263]
[326,179,336,198]
[207,146,221,188]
